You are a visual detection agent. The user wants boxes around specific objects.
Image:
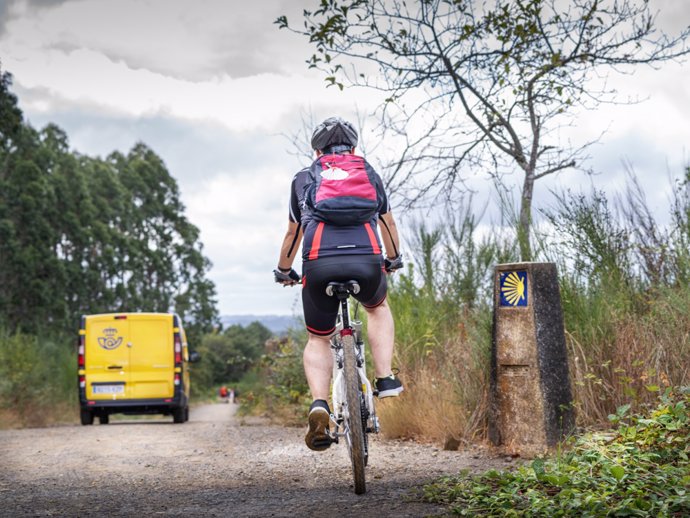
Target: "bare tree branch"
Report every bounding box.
[278,0,690,259]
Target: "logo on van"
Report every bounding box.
[98,327,123,350]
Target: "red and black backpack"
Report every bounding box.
[304,153,380,226]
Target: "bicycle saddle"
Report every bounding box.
[325,280,361,298]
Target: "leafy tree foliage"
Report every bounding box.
[195,322,272,389]
[0,65,218,337]
[278,0,690,259]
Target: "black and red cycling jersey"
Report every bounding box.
[288,154,390,261]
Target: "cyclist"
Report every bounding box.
[274,116,404,451]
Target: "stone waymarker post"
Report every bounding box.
[488,262,575,456]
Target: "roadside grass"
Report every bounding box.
[236,332,311,426]
[380,170,690,442]
[378,315,490,444]
[422,387,690,516]
[567,284,690,427]
[0,330,77,428]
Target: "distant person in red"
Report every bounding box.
[219,385,229,402]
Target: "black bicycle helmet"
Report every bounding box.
[310,116,358,151]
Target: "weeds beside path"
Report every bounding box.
[423,387,690,516]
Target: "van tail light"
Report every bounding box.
[79,375,86,388]
[174,373,180,386]
[174,333,182,366]
[78,334,85,367]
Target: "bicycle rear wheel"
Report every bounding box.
[342,333,367,494]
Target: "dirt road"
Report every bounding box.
[0,404,507,517]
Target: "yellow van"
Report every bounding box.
[77,312,200,425]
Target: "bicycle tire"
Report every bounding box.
[342,333,367,494]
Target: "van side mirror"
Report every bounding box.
[189,351,201,363]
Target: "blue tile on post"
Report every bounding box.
[499,270,528,307]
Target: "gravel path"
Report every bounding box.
[0,404,509,517]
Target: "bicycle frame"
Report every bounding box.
[330,293,379,428]
[330,319,379,440]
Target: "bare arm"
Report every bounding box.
[277,220,303,270]
[379,212,401,259]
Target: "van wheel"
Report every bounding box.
[80,410,94,426]
[99,414,109,425]
[173,407,185,424]
[184,406,190,422]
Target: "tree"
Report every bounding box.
[278,0,690,259]
[0,65,22,158]
[0,76,64,330]
[196,322,272,387]
[108,143,219,341]
[0,65,219,334]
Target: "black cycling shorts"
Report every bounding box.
[301,254,387,336]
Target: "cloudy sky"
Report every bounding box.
[1,0,688,316]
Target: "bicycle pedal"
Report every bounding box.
[312,437,335,448]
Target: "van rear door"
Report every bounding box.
[128,314,174,399]
[85,316,130,400]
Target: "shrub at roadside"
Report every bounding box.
[379,207,515,443]
[190,321,272,398]
[422,387,690,516]
[236,331,311,425]
[381,169,690,443]
[0,330,76,428]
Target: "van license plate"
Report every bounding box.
[92,385,125,394]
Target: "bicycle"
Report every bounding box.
[324,280,379,495]
[274,259,404,494]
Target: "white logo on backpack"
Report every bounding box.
[321,166,349,180]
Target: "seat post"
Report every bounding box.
[340,298,350,330]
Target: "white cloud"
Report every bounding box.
[184,168,304,315]
[4,46,382,133]
[2,0,314,79]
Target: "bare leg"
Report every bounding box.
[363,298,395,378]
[303,333,333,401]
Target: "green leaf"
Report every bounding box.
[609,465,625,481]
[531,458,546,481]
[275,15,288,28]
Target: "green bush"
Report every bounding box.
[237,329,311,424]
[190,321,272,398]
[423,387,690,516]
[0,330,76,427]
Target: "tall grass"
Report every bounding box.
[381,167,690,443]
[0,330,77,428]
[381,201,514,443]
[540,170,690,425]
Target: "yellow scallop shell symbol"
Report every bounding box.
[501,271,526,306]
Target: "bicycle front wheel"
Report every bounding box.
[342,332,367,495]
